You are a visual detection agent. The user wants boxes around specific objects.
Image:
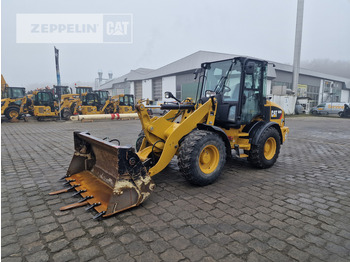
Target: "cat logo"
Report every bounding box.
[106,21,129,36]
[271,109,282,119]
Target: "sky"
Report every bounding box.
[1,0,350,89]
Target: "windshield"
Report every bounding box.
[10,88,25,98]
[62,87,70,94]
[202,60,233,96]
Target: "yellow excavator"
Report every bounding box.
[1,74,26,120]
[51,57,289,219]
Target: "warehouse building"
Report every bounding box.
[100,51,350,114]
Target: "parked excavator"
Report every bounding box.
[77,90,115,114]
[50,57,289,219]
[1,74,26,120]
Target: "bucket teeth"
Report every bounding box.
[49,184,80,195]
[93,211,106,220]
[72,189,87,197]
[79,195,93,203]
[86,202,101,211]
[59,176,68,181]
[59,201,89,211]
[63,179,75,186]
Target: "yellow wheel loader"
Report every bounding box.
[78,91,115,115]
[22,87,80,120]
[51,57,289,219]
[112,94,136,113]
[1,74,26,120]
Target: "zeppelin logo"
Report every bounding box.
[31,24,98,33]
[16,14,133,43]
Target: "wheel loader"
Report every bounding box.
[1,74,26,120]
[50,57,289,219]
[77,91,115,115]
[112,94,136,113]
[22,87,80,120]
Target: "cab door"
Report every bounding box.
[240,60,266,124]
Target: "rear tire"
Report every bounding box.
[248,127,281,169]
[61,108,72,120]
[178,130,226,186]
[5,107,20,120]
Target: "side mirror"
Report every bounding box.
[165,91,175,99]
[205,90,216,98]
[245,62,255,75]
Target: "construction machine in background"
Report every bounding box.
[1,74,27,120]
[51,57,289,219]
[77,90,115,115]
[112,94,136,113]
[21,86,80,120]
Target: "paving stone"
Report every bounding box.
[25,251,49,262]
[48,238,70,252]
[52,249,77,262]
[181,246,206,262]
[77,246,101,261]
[2,118,350,262]
[160,248,185,262]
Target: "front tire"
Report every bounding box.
[178,130,226,186]
[5,107,20,120]
[248,127,281,169]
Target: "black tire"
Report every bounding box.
[178,130,226,186]
[5,107,20,120]
[61,108,72,120]
[135,130,145,152]
[248,127,281,169]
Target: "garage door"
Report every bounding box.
[134,81,142,101]
[152,78,162,101]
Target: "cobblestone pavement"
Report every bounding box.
[2,116,350,262]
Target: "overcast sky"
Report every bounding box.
[2,0,350,89]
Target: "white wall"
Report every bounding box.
[130,82,134,95]
[266,80,272,96]
[162,76,176,101]
[271,95,297,115]
[142,79,152,100]
[341,89,350,103]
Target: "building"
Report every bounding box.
[100,51,350,114]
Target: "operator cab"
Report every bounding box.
[199,57,267,127]
[34,91,56,111]
[119,94,135,109]
[2,87,25,99]
[83,93,102,109]
[94,91,109,105]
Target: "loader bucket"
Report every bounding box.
[50,131,155,219]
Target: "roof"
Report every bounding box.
[272,62,350,88]
[103,51,350,89]
[100,68,153,88]
[129,51,238,80]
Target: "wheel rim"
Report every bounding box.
[9,110,19,119]
[264,137,277,160]
[199,145,220,174]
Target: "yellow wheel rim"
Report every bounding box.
[199,145,220,174]
[264,137,276,160]
[9,110,19,119]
